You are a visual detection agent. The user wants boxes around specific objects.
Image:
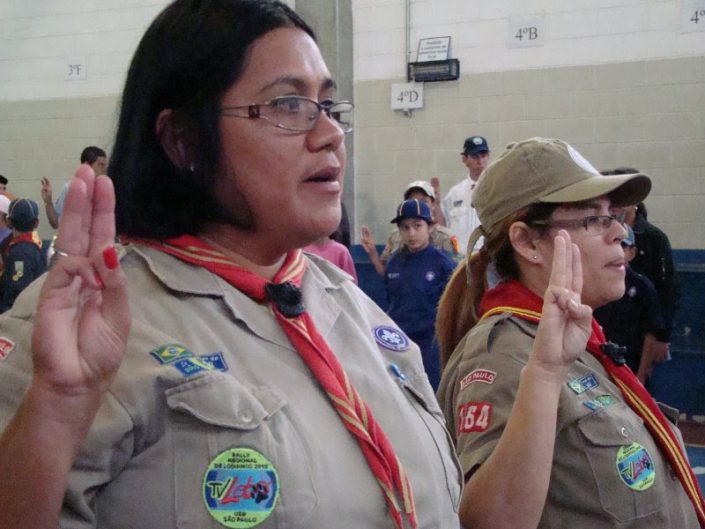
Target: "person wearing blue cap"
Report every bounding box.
[0,198,46,313]
[441,135,491,254]
[385,199,456,389]
[594,225,667,386]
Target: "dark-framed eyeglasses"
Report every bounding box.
[530,211,627,236]
[221,95,354,133]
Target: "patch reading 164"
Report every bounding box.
[203,447,279,528]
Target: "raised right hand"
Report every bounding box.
[40,177,53,204]
[360,225,376,254]
[530,230,593,381]
[31,165,131,397]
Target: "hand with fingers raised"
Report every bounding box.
[530,230,593,381]
[31,164,131,400]
[0,164,131,529]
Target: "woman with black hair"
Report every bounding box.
[0,1,462,528]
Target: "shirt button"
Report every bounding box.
[240,410,254,424]
[620,427,629,437]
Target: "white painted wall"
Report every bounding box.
[354,0,705,81]
[4,0,702,101]
[0,0,297,102]
[0,1,171,101]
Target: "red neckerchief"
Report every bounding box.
[479,279,705,527]
[133,235,417,529]
[9,231,42,249]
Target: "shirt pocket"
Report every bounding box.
[165,372,318,529]
[400,376,463,511]
[577,404,663,522]
[449,204,469,224]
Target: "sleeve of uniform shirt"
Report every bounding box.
[651,228,678,341]
[439,251,456,285]
[441,191,453,228]
[441,316,531,478]
[0,246,36,313]
[637,272,666,336]
[380,230,400,263]
[54,182,70,218]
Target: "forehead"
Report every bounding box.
[232,27,333,97]
[399,217,426,226]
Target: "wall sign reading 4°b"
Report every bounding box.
[203,447,280,528]
[681,0,705,32]
[506,15,546,48]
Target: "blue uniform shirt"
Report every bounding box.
[385,245,455,389]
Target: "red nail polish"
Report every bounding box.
[94,271,105,290]
[103,246,119,270]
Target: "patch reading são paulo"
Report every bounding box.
[203,447,279,528]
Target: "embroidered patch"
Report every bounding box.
[149,344,194,365]
[596,394,616,407]
[199,352,229,372]
[583,400,602,412]
[173,357,215,377]
[12,261,24,282]
[583,394,617,412]
[567,373,599,395]
[0,337,15,361]
[459,369,496,390]
[373,326,410,352]
[457,401,492,433]
[616,442,655,491]
[203,447,279,528]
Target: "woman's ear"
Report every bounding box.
[155,109,197,170]
[508,221,545,264]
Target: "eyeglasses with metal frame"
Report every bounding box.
[530,211,627,236]
[220,95,354,133]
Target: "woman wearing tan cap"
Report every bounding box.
[436,137,704,529]
[0,2,461,528]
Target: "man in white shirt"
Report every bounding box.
[441,136,490,254]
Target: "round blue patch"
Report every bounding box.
[373,326,410,352]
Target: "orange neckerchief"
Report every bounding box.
[479,280,705,528]
[8,231,42,249]
[133,235,418,529]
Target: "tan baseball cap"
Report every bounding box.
[471,137,651,233]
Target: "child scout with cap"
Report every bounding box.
[385,199,456,390]
[0,199,46,313]
[436,137,703,529]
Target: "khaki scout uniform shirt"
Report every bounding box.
[438,313,699,529]
[0,244,461,529]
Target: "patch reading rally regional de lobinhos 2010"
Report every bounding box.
[203,447,280,528]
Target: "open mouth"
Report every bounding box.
[305,166,340,183]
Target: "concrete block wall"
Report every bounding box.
[354,56,705,249]
[353,0,705,249]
